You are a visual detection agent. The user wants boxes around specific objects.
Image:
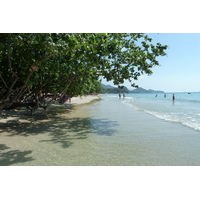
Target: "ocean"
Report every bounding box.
[84,93,200,165]
[119,92,200,132]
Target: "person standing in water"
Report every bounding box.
[119,93,121,99]
[172,94,175,102]
[123,93,125,99]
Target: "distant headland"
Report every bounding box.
[101,84,164,93]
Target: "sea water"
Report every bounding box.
[87,93,200,165]
[116,92,200,132]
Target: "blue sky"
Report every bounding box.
[102,33,200,93]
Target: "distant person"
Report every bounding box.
[123,93,125,99]
[164,94,166,98]
[172,94,175,102]
[68,95,72,103]
[119,93,121,99]
[155,94,158,97]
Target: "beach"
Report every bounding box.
[0,95,100,166]
[1,94,200,166]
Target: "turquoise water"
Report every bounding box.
[87,94,200,165]
[108,92,200,132]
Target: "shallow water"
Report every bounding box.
[122,92,200,131]
[1,95,200,166]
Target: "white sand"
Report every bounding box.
[70,95,100,105]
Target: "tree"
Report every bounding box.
[0,33,167,112]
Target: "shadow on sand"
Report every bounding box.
[0,144,34,166]
[0,114,119,149]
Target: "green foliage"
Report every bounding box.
[0,33,167,110]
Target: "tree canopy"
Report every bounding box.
[0,33,167,112]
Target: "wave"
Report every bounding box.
[122,99,200,132]
[106,95,118,98]
[145,110,200,132]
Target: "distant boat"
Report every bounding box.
[188,92,191,94]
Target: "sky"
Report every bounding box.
[102,33,200,93]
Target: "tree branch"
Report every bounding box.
[0,74,9,89]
